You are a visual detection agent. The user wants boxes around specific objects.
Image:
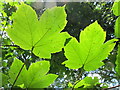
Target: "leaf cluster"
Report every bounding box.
[1,1,120,89]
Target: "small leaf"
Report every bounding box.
[9,59,58,88]
[68,82,73,88]
[0,73,2,87]
[62,21,117,71]
[112,0,120,16]
[75,77,99,88]
[115,45,120,76]
[115,17,120,38]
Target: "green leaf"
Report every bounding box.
[9,59,27,86]
[68,82,73,88]
[112,0,120,16]
[25,61,50,87]
[2,73,9,86]
[115,17,120,38]
[6,4,68,58]
[115,45,120,76]
[0,73,2,87]
[29,74,57,88]
[62,21,117,71]
[74,77,99,88]
[9,59,58,88]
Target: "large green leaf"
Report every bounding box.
[115,17,120,38]
[112,0,120,16]
[62,21,117,71]
[6,3,68,58]
[115,45,120,76]
[9,59,58,88]
[74,77,99,88]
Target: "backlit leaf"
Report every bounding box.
[29,74,58,88]
[6,3,68,59]
[112,0,120,16]
[115,45,120,76]
[68,82,73,88]
[74,77,99,88]
[9,59,58,88]
[0,73,2,87]
[115,17,120,38]
[62,21,117,71]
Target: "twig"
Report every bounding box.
[108,85,120,89]
[1,45,20,48]
[102,85,120,90]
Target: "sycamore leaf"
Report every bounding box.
[9,59,58,88]
[115,45,120,76]
[112,0,120,16]
[113,0,120,76]
[74,77,99,88]
[62,21,117,71]
[6,3,69,58]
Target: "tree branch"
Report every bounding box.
[1,45,20,48]
[102,85,120,90]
